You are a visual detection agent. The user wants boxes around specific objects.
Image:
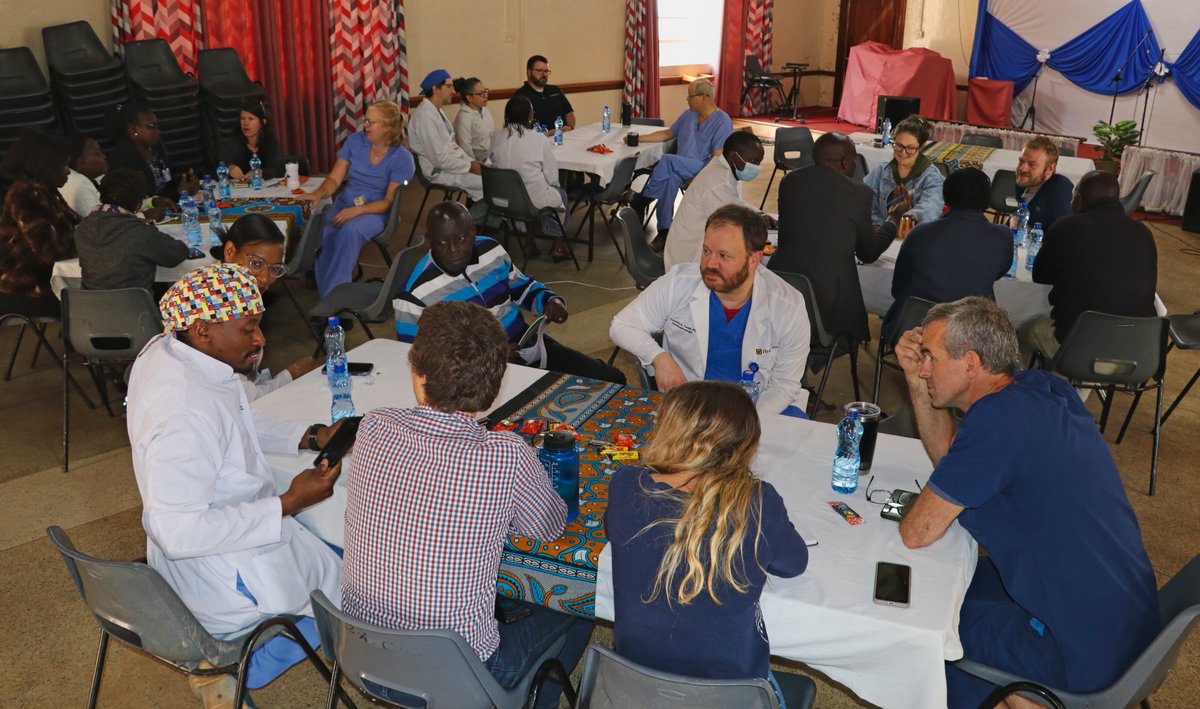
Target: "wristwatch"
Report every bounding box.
[306,424,327,451]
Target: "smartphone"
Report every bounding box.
[321,362,375,376]
[880,490,919,522]
[313,416,363,468]
[873,561,912,608]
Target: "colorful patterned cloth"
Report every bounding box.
[164,197,312,232]
[493,374,662,618]
[923,141,998,172]
[159,263,263,333]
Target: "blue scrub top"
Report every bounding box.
[336,131,415,205]
[670,108,734,162]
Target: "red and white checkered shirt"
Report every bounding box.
[341,405,567,660]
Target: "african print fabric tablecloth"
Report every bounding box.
[922,140,998,172]
[163,197,312,232]
[489,373,662,618]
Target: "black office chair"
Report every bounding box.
[989,169,1018,223]
[407,153,466,244]
[740,55,786,114]
[961,133,1003,149]
[773,271,862,418]
[760,127,814,209]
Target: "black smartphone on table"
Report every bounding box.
[313,416,363,468]
[873,561,912,608]
[880,490,919,521]
[321,362,375,376]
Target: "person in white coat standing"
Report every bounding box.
[610,204,812,417]
[408,69,484,202]
[489,94,571,260]
[127,263,347,706]
[663,131,776,270]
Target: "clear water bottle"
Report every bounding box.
[602,105,611,134]
[832,411,863,494]
[249,153,263,190]
[881,117,892,146]
[181,192,203,258]
[207,199,223,244]
[539,429,579,522]
[553,116,564,147]
[201,174,215,210]
[324,316,346,387]
[1007,202,1030,278]
[1025,222,1043,270]
[329,360,356,423]
[739,362,761,403]
[216,161,232,198]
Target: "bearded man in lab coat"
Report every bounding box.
[610,203,811,417]
[127,263,347,707]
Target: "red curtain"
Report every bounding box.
[203,0,336,172]
[716,0,751,115]
[623,0,661,119]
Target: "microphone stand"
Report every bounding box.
[1138,50,1167,146]
[1018,65,1042,130]
[1108,29,1154,125]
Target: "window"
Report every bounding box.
[658,0,723,72]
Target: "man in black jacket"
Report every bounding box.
[1015,136,1074,230]
[1022,170,1157,358]
[770,132,907,345]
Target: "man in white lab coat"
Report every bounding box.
[408,68,485,201]
[663,131,776,270]
[127,263,346,707]
[610,204,812,416]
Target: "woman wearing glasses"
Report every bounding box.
[606,381,809,707]
[452,77,494,162]
[300,99,415,297]
[863,115,944,228]
[221,99,285,182]
[106,102,200,214]
[217,213,320,399]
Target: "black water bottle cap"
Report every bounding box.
[544,430,575,451]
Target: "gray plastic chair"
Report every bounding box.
[961,133,1003,149]
[740,55,787,112]
[989,169,1018,223]
[630,117,666,127]
[407,153,467,243]
[1121,171,1156,214]
[760,127,815,209]
[615,206,665,290]
[367,184,408,268]
[481,165,579,270]
[308,237,427,340]
[1058,146,1076,157]
[123,38,195,98]
[310,589,573,709]
[772,271,862,418]
[955,553,1200,709]
[60,287,162,472]
[42,21,123,81]
[1050,311,1169,495]
[277,209,328,347]
[1161,310,1200,425]
[872,296,936,404]
[46,526,342,709]
[576,643,815,709]
[569,154,636,262]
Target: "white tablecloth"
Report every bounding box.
[257,338,977,709]
[554,122,668,185]
[847,132,1096,186]
[1119,145,1200,216]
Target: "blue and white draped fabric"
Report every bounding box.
[970,0,1200,152]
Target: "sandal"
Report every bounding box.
[521,238,541,259]
[549,239,572,262]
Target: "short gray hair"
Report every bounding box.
[690,78,714,98]
[923,297,1021,375]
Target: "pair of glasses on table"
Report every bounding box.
[866,476,923,521]
[865,476,923,504]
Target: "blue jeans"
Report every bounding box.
[485,600,595,709]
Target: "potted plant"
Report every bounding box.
[1092,119,1140,173]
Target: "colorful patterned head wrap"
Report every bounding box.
[159,263,264,333]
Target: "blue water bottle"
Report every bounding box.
[249,153,263,190]
[1025,222,1043,271]
[881,117,892,147]
[553,116,564,147]
[324,316,346,388]
[539,429,579,521]
[216,161,232,198]
[739,362,761,403]
[181,192,203,258]
[602,105,611,134]
[832,411,863,494]
[329,360,356,422]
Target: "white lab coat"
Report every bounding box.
[60,169,100,216]
[489,126,566,214]
[610,263,811,414]
[127,335,342,638]
[663,154,757,270]
[454,105,495,162]
[408,100,483,200]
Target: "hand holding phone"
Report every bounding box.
[314,416,363,468]
[873,561,912,607]
[280,459,342,516]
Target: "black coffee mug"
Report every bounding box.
[626,132,640,147]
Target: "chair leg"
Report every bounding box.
[760,165,779,210]
[1116,390,1144,444]
[87,363,116,417]
[872,337,886,405]
[606,345,619,366]
[4,322,26,380]
[849,341,862,402]
[1161,365,1200,425]
[30,321,47,368]
[355,314,375,341]
[325,661,342,709]
[527,658,577,709]
[1150,383,1162,496]
[550,214,580,271]
[63,356,70,473]
[1097,387,1115,433]
[87,629,109,709]
[375,240,394,267]
[811,342,840,419]
[603,208,626,264]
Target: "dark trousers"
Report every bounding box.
[544,336,627,385]
[485,600,595,709]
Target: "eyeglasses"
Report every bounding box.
[468,89,490,96]
[892,143,921,155]
[864,476,923,505]
[246,254,288,278]
[531,68,551,75]
[686,93,702,100]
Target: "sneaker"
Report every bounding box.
[188,672,238,709]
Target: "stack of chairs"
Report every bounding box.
[0,47,59,161]
[123,39,205,174]
[42,21,129,152]
[197,48,265,168]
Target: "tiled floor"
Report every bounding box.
[3,133,1199,708]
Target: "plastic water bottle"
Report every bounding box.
[181,192,203,258]
[207,199,223,245]
[739,362,761,403]
[553,116,564,147]
[1007,202,1030,278]
[201,174,215,209]
[216,161,232,198]
[832,411,863,494]
[1025,222,1043,271]
[329,360,356,423]
[249,153,263,190]
[534,122,547,134]
[324,316,346,388]
[881,117,892,146]
[539,430,579,522]
[602,105,611,134]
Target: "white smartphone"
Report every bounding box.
[873,561,912,608]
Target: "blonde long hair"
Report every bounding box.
[368,100,407,147]
[639,381,764,606]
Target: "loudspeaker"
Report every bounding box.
[876,96,921,133]
[1183,168,1200,233]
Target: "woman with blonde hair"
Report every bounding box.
[607,380,808,706]
[302,99,414,296]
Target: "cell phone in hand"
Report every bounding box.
[313,416,363,468]
[873,561,912,608]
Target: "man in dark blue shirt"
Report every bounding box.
[893,297,1159,709]
[1015,136,1074,230]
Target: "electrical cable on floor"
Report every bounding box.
[542,280,638,292]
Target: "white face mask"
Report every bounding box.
[733,152,761,182]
